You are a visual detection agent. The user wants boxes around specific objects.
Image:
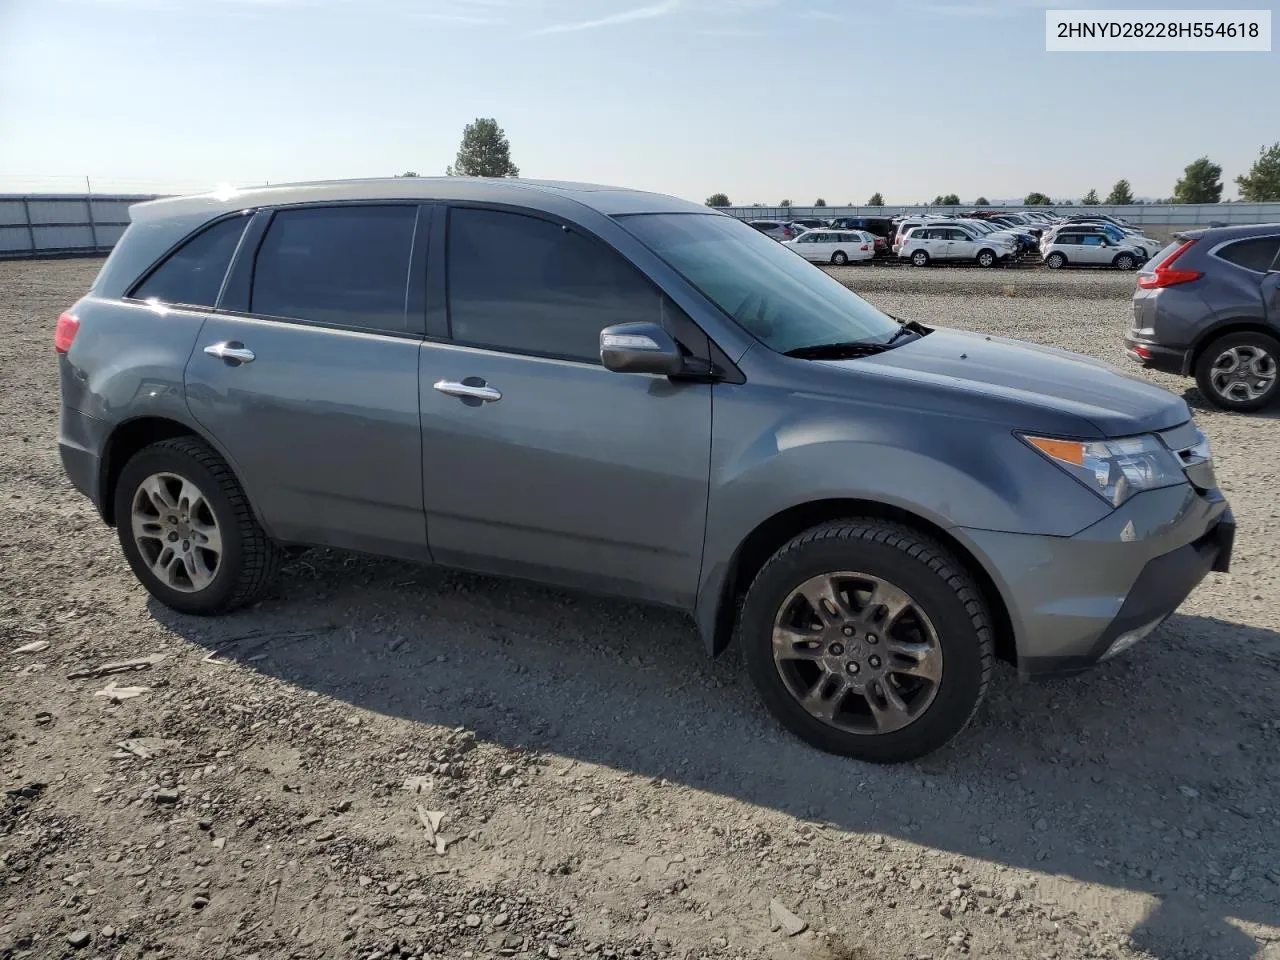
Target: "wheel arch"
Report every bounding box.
[701,498,1016,668]
[99,415,267,534]
[1187,319,1280,376]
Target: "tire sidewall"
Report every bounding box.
[114,445,249,614]
[1115,254,1135,271]
[912,251,929,267]
[978,250,995,268]
[1046,253,1065,269]
[741,532,986,763]
[1195,332,1280,412]
[832,251,848,266]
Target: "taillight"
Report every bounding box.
[55,311,80,353]
[1137,239,1202,289]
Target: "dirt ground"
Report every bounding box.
[2,258,1278,960]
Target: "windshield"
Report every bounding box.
[620,213,901,354]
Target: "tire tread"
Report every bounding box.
[135,437,281,611]
[742,518,994,758]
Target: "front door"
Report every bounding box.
[418,206,712,609]
[184,203,430,560]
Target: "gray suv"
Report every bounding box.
[56,178,1235,763]
[1125,224,1280,411]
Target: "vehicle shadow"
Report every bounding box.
[1182,387,1280,421]
[149,552,1280,960]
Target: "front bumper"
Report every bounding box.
[1123,334,1187,376]
[958,484,1232,679]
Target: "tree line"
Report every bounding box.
[389,121,1280,208]
[704,145,1280,208]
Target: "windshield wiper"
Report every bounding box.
[783,340,890,360]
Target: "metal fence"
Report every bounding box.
[0,194,157,259]
[723,201,1280,227]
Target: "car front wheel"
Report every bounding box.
[976,249,996,268]
[740,519,994,763]
[1194,331,1280,412]
[1114,253,1137,271]
[114,437,283,615]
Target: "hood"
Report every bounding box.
[848,328,1190,436]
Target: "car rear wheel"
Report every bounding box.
[1195,331,1280,412]
[831,251,849,266]
[1045,252,1066,269]
[911,250,930,267]
[976,249,997,268]
[740,519,994,763]
[1114,253,1137,271]
[114,437,283,614]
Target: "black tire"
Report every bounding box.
[1194,331,1280,413]
[740,519,994,764]
[910,250,930,267]
[976,249,997,268]
[1045,252,1066,269]
[831,250,849,266]
[1114,253,1137,271]
[113,437,282,615]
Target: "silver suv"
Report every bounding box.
[1042,230,1146,270]
[56,178,1234,763]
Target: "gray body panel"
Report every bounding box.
[56,177,1232,680]
[418,343,711,608]
[184,314,428,561]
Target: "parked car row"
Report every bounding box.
[749,210,1166,271]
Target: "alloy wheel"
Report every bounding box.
[1211,345,1277,404]
[130,472,223,592]
[771,571,943,735]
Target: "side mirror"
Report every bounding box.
[600,322,686,376]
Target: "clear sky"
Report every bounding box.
[0,0,1275,203]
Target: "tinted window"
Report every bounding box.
[250,206,416,332]
[132,215,248,308]
[1216,236,1280,273]
[448,208,662,363]
[1082,235,1105,246]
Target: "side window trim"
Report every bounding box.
[215,201,427,339]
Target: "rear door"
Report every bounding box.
[184,203,430,560]
[417,205,712,608]
[1215,233,1280,325]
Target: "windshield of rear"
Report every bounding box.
[620,213,900,353]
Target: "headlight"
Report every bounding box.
[1021,433,1184,507]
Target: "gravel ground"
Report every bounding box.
[2,258,1278,960]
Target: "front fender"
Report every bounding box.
[693,384,1111,651]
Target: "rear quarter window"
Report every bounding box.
[1214,236,1280,274]
[129,215,250,308]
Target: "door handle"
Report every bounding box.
[433,379,501,403]
[203,341,255,364]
